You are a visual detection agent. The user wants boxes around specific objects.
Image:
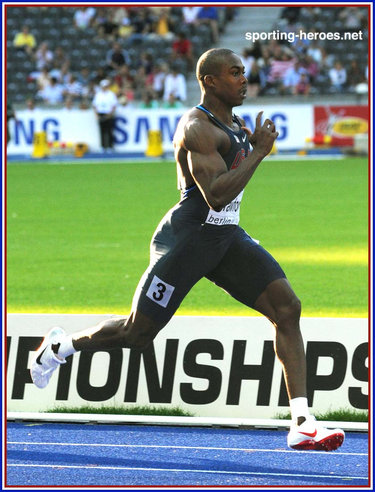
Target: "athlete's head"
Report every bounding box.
[196,48,247,106]
[196,48,235,86]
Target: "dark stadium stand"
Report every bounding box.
[6,6,232,105]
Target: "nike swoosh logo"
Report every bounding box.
[242,135,246,142]
[36,347,47,365]
[300,429,317,438]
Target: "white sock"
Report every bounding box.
[55,335,77,358]
[289,397,310,424]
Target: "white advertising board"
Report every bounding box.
[7,105,313,155]
[6,314,368,419]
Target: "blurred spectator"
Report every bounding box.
[282,61,306,94]
[247,61,261,98]
[137,52,154,76]
[79,99,90,110]
[95,8,119,41]
[92,66,107,86]
[114,64,135,91]
[303,55,319,83]
[64,74,83,101]
[240,48,255,79]
[81,79,97,102]
[52,46,70,72]
[148,6,171,16]
[306,38,323,64]
[346,60,366,90]
[38,76,65,105]
[294,73,311,95]
[49,46,71,82]
[118,80,135,106]
[36,67,51,91]
[106,42,131,72]
[62,96,75,111]
[163,65,187,102]
[162,93,185,108]
[280,7,301,24]
[171,32,194,71]
[328,61,347,92]
[112,6,129,26]
[267,49,296,89]
[135,65,154,96]
[92,79,118,152]
[299,6,321,21]
[77,67,91,87]
[7,101,16,146]
[13,25,36,55]
[248,40,263,61]
[197,7,219,44]
[25,97,36,113]
[139,89,159,109]
[34,41,53,71]
[338,7,364,29]
[152,63,168,99]
[319,47,335,71]
[113,7,133,38]
[73,6,96,30]
[118,16,133,39]
[291,27,311,54]
[128,8,154,42]
[152,9,174,39]
[182,6,200,26]
[134,67,149,98]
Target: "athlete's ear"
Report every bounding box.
[203,74,216,88]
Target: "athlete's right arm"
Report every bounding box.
[183,112,278,211]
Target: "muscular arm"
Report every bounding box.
[184,112,278,211]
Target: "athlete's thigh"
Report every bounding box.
[131,221,235,325]
[206,227,286,308]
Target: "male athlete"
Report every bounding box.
[31,48,344,451]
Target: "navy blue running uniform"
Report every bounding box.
[131,105,286,324]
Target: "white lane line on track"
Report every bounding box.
[7,442,367,456]
[6,463,368,481]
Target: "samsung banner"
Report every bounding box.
[7,104,314,156]
[7,315,368,418]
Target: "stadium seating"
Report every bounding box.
[6,6,229,105]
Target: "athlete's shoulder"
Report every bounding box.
[174,107,219,152]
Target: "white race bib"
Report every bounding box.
[205,191,243,226]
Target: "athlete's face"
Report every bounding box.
[213,54,248,106]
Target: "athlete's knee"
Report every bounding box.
[124,327,156,351]
[120,314,164,351]
[274,294,301,328]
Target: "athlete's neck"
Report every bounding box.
[199,97,233,127]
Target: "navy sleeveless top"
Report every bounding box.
[181,105,250,199]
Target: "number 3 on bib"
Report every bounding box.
[146,275,175,308]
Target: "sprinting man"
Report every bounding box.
[31,48,344,451]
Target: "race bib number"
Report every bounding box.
[146,275,175,308]
[205,191,243,226]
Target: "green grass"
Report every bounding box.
[274,408,368,422]
[6,157,368,317]
[47,405,367,422]
[46,405,194,417]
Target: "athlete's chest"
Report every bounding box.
[218,127,249,171]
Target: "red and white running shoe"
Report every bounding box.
[288,416,345,451]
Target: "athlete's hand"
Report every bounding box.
[242,111,279,157]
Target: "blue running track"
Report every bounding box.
[6,423,369,487]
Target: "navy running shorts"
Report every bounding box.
[130,202,286,326]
